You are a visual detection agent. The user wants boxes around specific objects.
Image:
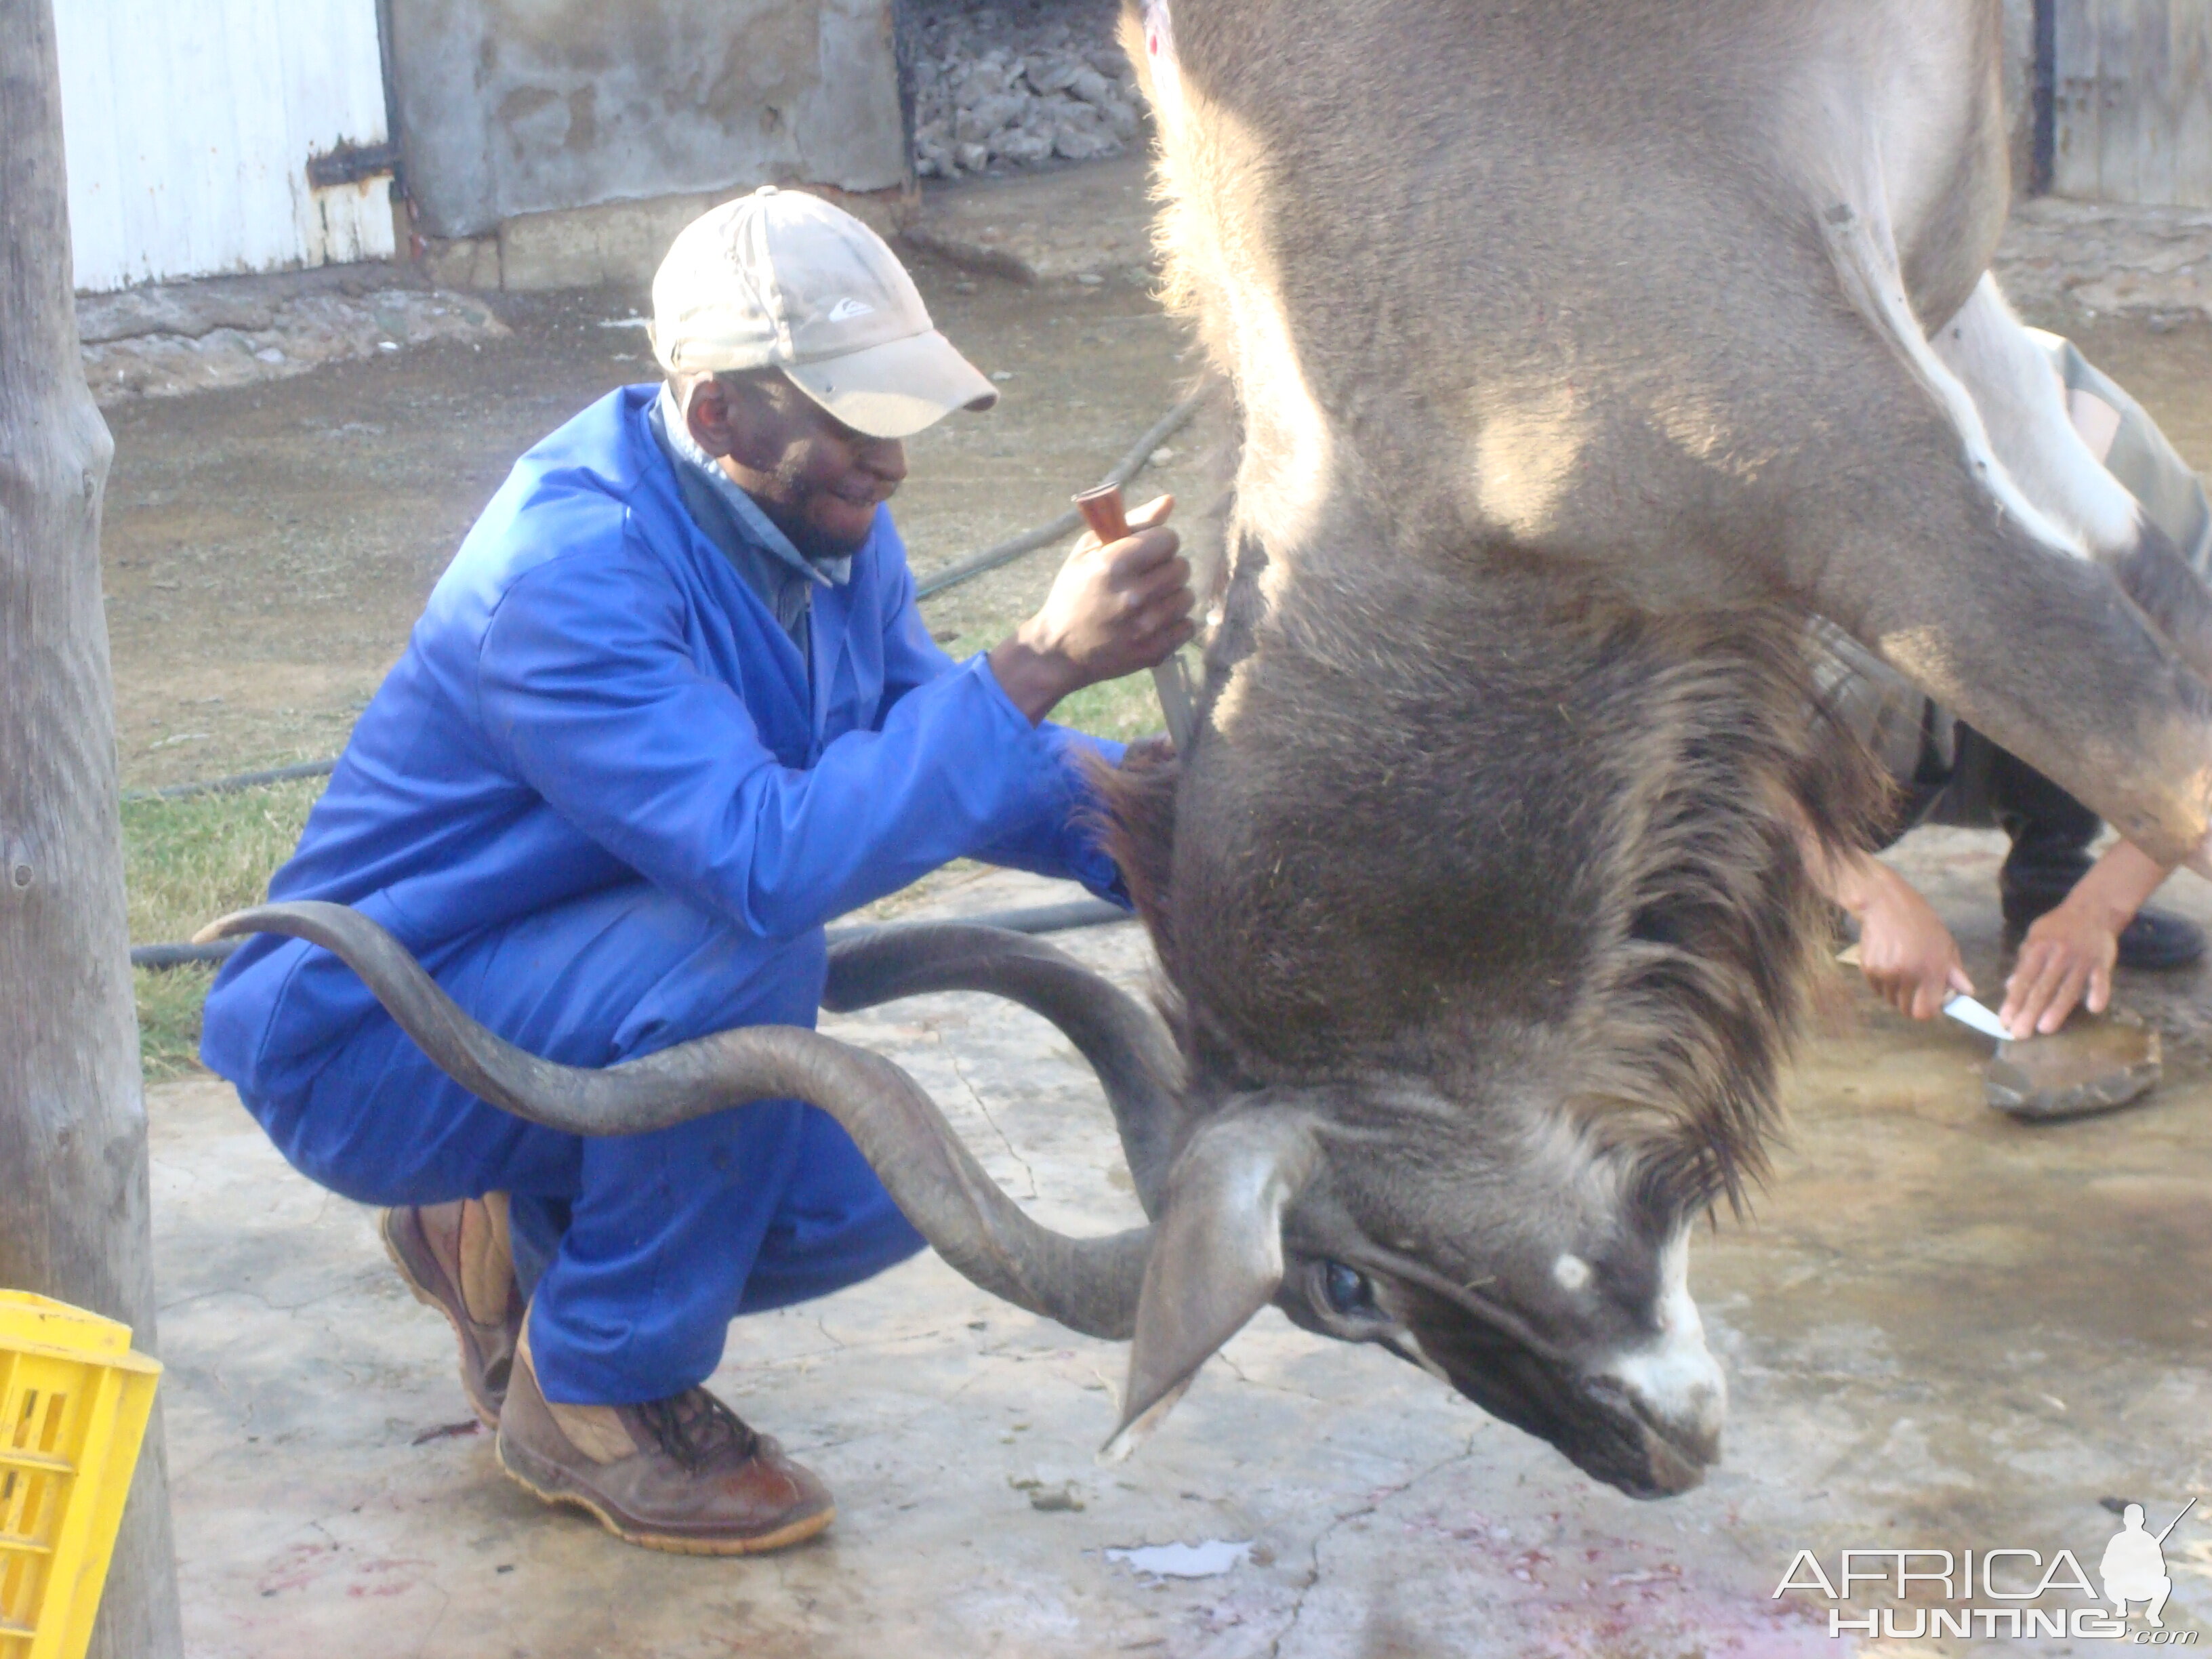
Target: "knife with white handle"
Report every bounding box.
[1835,943,2010,1040]
[1940,994,2011,1040]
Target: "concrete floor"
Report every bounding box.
[148,840,2212,1658]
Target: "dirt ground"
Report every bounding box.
[96,234,2212,794]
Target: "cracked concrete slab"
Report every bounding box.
[150,850,2210,1656]
[1994,196,2212,327]
[78,268,510,408]
[899,155,1160,287]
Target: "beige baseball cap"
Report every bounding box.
[649,187,998,439]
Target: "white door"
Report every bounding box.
[56,0,396,293]
[2053,0,2212,206]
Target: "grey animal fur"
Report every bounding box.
[1099,0,2212,1497]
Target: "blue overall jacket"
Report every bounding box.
[201,386,1126,1102]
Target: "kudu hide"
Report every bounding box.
[1084,0,2212,1495]
[203,0,2212,1504]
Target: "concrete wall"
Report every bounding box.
[386,0,905,242]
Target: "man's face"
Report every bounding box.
[683,372,908,561]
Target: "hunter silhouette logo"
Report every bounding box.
[2103,1500,2196,1629]
[1775,1498,2203,1642]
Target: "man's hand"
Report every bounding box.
[987,495,1195,724]
[2002,901,2119,1039]
[1854,859,1973,1021]
[1999,839,2171,1038]
[1798,826,1973,1021]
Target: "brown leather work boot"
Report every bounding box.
[380,1197,523,1428]
[495,1324,834,1556]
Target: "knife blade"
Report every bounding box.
[1942,994,2011,1041]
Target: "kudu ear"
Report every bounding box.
[1099,1110,1321,1462]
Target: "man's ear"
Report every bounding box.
[682,375,735,460]
[693,371,793,473]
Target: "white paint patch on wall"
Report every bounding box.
[56,0,396,293]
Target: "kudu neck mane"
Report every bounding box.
[1099,550,1883,1221]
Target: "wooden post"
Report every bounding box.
[0,3,184,1656]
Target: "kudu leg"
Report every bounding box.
[1931,273,2212,684]
[1771,314,2212,875]
[1754,199,2212,874]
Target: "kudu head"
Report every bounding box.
[1109,1074,1726,1497]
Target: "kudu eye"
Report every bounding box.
[1321,1261,1375,1316]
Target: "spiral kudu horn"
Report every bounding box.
[823,921,1184,1218]
[827,922,1325,1461]
[195,901,1151,1340]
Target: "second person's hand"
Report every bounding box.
[1998,840,2173,1038]
[1856,859,1974,1021]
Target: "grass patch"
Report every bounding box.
[122,778,323,945]
[136,964,218,1082]
[1051,660,1184,745]
[124,779,321,1082]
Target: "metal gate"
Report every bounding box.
[55,0,397,293]
[2048,0,2212,206]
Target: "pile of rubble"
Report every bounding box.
[908,0,1145,179]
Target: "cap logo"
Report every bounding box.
[825,297,876,323]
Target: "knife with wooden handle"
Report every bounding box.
[1072,482,1197,752]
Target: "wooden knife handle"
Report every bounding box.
[1073,483,1132,544]
[1073,484,1197,751]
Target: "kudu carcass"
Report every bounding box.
[202,0,2212,1505]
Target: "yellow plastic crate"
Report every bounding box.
[0,1294,161,1659]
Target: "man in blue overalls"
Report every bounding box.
[199,188,1195,1554]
